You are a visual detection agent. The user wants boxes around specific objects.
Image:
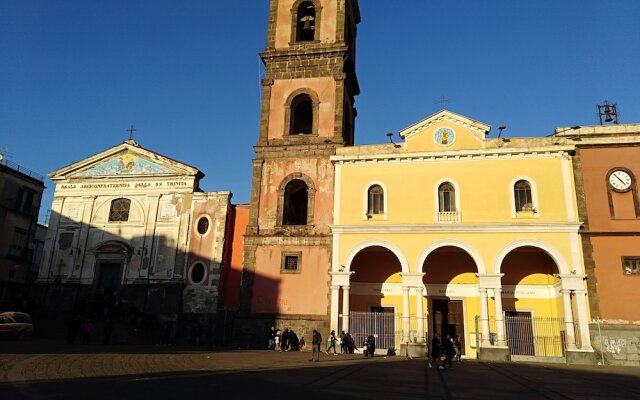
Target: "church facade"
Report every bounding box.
[330,110,594,362]
[36,140,231,342]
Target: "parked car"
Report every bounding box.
[0,311,34,339]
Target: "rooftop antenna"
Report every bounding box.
[497,125,507,138]
[0,146,9,162]
[597,101,619,125]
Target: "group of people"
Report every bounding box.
[268,327,361,361]
[429,333,462,369]
[269,326,304,352]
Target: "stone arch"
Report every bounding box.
[342,239,409,274]
[417,239,486,274]
[277,172,316,226]
[494,239,569,275]
[284,88,320,136]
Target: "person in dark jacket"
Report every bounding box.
[442,334,454,368]
[429,333,442,369]
[309,329,322,362]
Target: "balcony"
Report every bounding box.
[436,211,461,223]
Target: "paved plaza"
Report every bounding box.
[1,339,639,399]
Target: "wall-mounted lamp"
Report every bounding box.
[386,132,401,148]
[497,125,507,138]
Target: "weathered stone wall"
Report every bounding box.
[589,323,640,366]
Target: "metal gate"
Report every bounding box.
[476,313,567,358]
[345,311,397,350]
[505,313,566,357]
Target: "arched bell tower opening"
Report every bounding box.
[294,1,318,42]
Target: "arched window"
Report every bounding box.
[368,185,384,215]
[283,179,309,225]
[109,198,130,222]
[514,180,533,211]
[295,1,316,42]
[438,182,456,212]
[289,94,313,135]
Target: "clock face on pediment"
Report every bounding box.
[434,127,456,147]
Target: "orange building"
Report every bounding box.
[553,123,640,365]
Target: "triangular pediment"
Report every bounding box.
[398,110,491,152]
[50,140,202,181]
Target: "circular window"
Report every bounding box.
[196,216,210,235]
[190,263,206,284]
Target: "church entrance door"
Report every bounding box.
[98,262,122,297]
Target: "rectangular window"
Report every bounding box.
[9,229,27,259]
[281,252,302,273]
[16,188,35,213]
[622,257,640,275]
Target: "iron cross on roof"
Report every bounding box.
[434,95,451,107]
[126,125,137,141]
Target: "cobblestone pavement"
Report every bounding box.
[1,339,640,399]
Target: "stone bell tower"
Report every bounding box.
[238,0,360,343]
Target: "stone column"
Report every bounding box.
[479,288,491,346]
[561,289,577,350]
[574,289,593,350]
[416,286,425,343]
[342,286,350,333]
[493,288,506,346]
[402,286,411,343]
[330,285,340,333]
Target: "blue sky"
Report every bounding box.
[2,1,639,223]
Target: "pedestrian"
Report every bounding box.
[103,318,113,345]
[346,332,354,354]
[326,329,337,354]
[274,328,281,351]
[309,329,322,362]
[81,318,93,345]
[299,335,306,351]
[442,334,454,368]
[429,333,442,369]
[193,321,203,346]
[282,328,290,351]
[454,335,462,362]
[339,330,347,353]
[268,325,276,350]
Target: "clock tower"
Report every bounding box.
[239,0,360,341]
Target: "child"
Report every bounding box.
[299,335,305,351]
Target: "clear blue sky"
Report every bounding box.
[2,1,639,223]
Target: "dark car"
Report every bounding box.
[0,311,34,339]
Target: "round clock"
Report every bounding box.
[608,169,633,192]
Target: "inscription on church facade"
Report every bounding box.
[57,180,191,191]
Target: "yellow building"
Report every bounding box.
[330,110,594,362]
